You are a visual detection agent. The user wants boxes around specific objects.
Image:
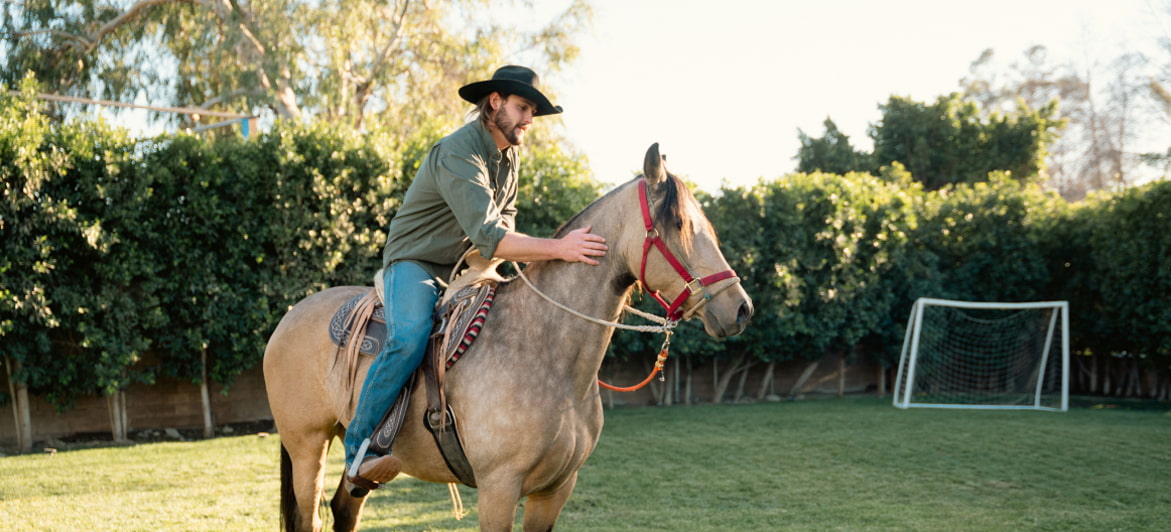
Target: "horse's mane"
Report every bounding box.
[554,172,696,250]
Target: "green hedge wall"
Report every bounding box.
[3,85,1169,410]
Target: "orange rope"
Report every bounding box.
[598,349,669,392]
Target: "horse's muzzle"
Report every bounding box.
[702,285,753,338]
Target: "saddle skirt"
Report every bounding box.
[327,293,386,357]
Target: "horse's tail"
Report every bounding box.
[279,443,298,532]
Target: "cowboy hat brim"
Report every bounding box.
[458,79,563,116]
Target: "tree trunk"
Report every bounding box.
[200,347,214,438]
[1102,356,1112,395]
[674,358,683,407]
[646,358,665,405]
[1086,356,1096,393]
[836,354,846,397]
[877,365,887,397]
[5,357,33,452]
[788,360,820,397]
[756,361,775,400]
[733,361,752,403]
[713,351,750,403]
[711,358,719,402]
[684,357,693,406]
[107,391,128,442]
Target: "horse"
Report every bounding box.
[263,143,753,532]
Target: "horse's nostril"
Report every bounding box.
[737,301,753,325]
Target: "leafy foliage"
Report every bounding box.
[870,93,1061,190]
[4,74,1170,412]
[0,76,605,409]
[795,118,871,175]
[0,0,592,133]
[796,93,1062,191]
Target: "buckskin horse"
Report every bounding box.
[263,143,753,532]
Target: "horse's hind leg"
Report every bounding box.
[280,430,333,532]
[522,474,579,532]
[328,472,367,532]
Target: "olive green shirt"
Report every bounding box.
[382,119,518,280]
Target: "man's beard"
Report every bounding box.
[493,111,524,146]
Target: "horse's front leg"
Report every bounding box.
[521,473,578,532]
[475,478,523,531]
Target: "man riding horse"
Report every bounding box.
[344,65,609,496]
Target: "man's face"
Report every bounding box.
[492,94,537,146]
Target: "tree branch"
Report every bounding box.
[80,0,188,55]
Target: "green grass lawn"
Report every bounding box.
[2,397,1169,531]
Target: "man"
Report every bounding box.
[344,65,607,495]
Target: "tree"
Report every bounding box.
[1142,17,1171,176]
[869,93,1061,190]
[1,0,592,133]
[795,118,871,175]
[961,46,1163,200]
[515,128,604,239]
[1,77,73,450]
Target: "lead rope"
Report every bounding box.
[512,262,676,392]
[598,332,672,392]
[511,262,677,334]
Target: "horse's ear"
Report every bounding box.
[643,143,667,187]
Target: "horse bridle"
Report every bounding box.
[512,177,742,392]
[637,178,739,322]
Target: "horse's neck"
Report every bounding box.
[503,258,632,388]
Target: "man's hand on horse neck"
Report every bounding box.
[495,227,608,265]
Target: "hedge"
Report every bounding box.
[3,85,1170,419]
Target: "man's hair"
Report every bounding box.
[469,92,509,126]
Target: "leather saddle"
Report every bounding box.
[327,250,504,487]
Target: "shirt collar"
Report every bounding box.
[472,119,517,164]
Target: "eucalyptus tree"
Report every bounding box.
[961,46,1162,199]
[1,0,591,132]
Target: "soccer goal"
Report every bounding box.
[893,298,1069,411]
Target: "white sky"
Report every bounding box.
[98,0,1170,193]
[545,0,1171,192]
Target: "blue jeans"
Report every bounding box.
[344,261,440,467]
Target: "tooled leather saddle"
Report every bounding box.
[327,252,504,487]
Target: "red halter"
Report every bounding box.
[637,178,738,322]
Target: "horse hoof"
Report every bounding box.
[344,477,370,498]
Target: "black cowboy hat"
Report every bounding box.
[458,65,563,116]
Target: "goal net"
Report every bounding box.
[893,298,1069,411]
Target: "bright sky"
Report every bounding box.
[546,0,1171,192]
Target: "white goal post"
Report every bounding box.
[893,298,1069,412]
